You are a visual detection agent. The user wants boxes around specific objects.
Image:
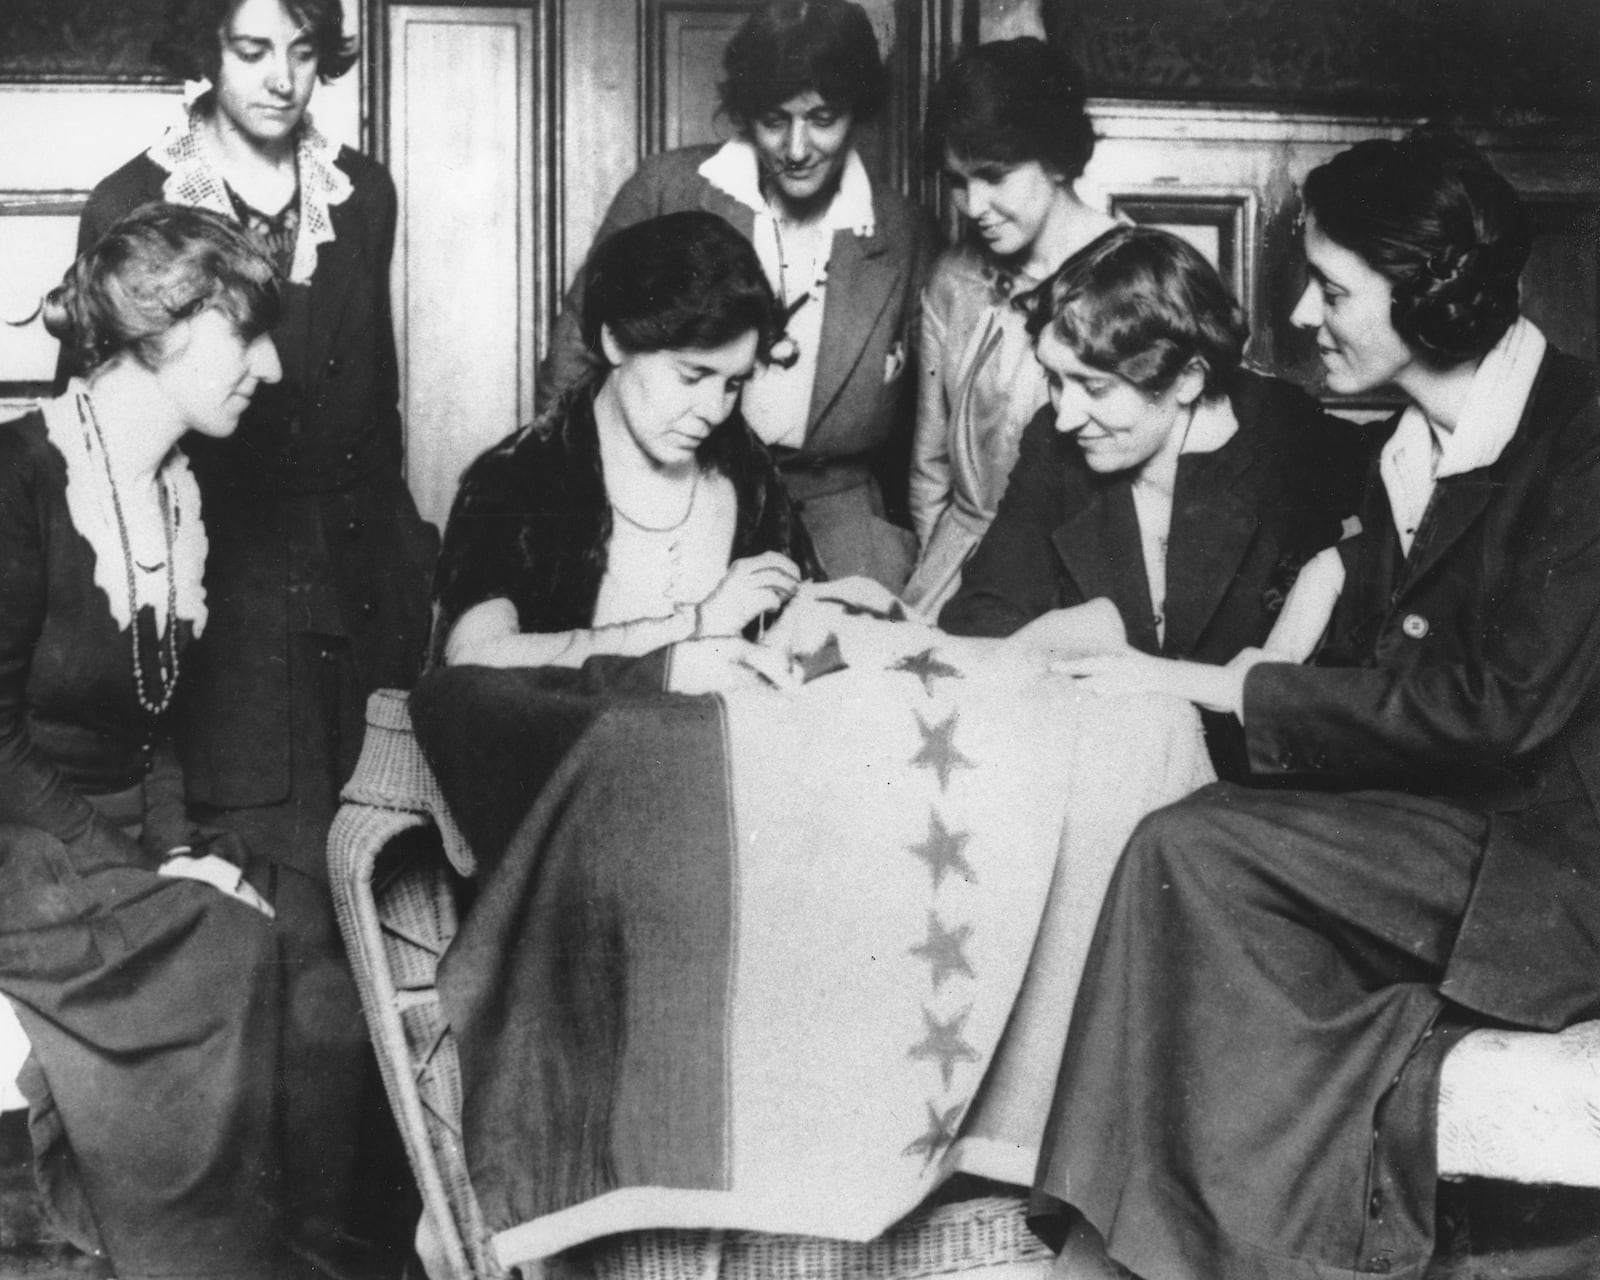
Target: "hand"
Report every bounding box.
[696,552,801,637]
[158,853,276,919]
[667,637,802,694]
[1053,650,1251,716]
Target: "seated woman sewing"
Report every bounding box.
[940,225,1369,776]
[431,210,819,692]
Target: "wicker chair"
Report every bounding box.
[328,689,1600,1280]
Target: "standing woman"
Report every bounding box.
[1037,132,1600,1280]
[904,38,1118,616]
[64,0,436,1259]
[540,0,938,592]
[3,202,296,1279]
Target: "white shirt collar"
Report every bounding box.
[1380,317,1547,553]
[1182,393,1239,455]
[697,138,876,238]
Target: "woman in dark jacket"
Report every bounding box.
[434,211,817,692]
[1038,132,1600,1280]
[941,226,1366,777]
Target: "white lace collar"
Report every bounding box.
[697,138,876,238]
[148,102,353,285]
[41,383,209,637]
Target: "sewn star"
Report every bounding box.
[892,647,962,695]
[911,710,975,791]
[908,810,976,890]
[910,910,975,989]
[908,1005,981,1088]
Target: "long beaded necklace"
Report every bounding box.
[77,393,181,716]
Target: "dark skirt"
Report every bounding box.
[1031,783,1491,1280]
[0,809,286,1280]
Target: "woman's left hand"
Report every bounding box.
[158,852,276,919]
[1053,650,1254,716]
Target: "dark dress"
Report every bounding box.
[1030,343,1600,1280]
[0,410,292,1280]
[941,370,1370,777]
[69,112,438,1246]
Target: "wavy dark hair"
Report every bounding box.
[925,38,1096,181]
[1301,129,1530,367]
[44,202,280,374]
[580,211,780,360]
[154,0,359,84]
[719,0,887,127]
[1028,225,1248,399]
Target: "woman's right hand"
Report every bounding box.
[695,552,801,637]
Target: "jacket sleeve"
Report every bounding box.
[1245,386,1600,783]
[0,445,96,841]
[535,158,672,412]
[938,407,1074,636]
[909,277,954,549]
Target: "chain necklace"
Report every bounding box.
[610,467,700,534]
[77,393,181,716]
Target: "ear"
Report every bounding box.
[599,324,626,369]
[1173,358,1208,407]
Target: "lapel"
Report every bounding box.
[1388,355,1561,602]
[298,191,365,381]
[1051,476,1163,654]
[1160,431,1264,656]
[806,226,896,445]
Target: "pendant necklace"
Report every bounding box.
[768,216,827,370]
[78,393,181,716]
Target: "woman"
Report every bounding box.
[941,225,1364,778]
[66,0,436,1253]
[434,211,817,690]
[538,0,938,592]
[905,38,1119,615]
[2,202,301,1279]
[1037,132,1600,1280]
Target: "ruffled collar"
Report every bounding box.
[41,383,209,637]
[148,102,352,285]
[698,138,876,238]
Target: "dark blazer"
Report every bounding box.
[72,146,437,811]
[1246,347,1600,1029]
[538,144,939,585]
[941,371,1366,774]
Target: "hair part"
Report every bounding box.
[44,202,281,374]
[580,211,779,363]
[154,0,359,85]
[1300,128,1530,367]
[719,0,886,127]
[1028,224,1248,399]
[925,38,1096,180]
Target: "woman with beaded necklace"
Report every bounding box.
[0,202,327,1279]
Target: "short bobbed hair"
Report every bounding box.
[719,0,887,127]
[44,202,281,375]
[1029,225,1248,399]
[925,38,1096,181]
[155,0,359,85]
[580,211,779,362]
[1301,129,1530,367]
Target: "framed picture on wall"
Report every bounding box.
[0,0,175,83]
